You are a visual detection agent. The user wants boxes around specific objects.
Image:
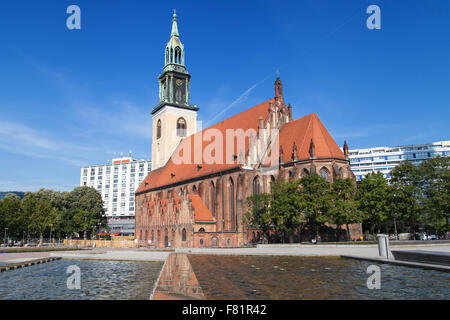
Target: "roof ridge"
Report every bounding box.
[314,115,342,157]
[299,113,314,156]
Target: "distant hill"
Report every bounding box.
[0,191,26,200]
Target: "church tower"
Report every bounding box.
[151,11,199,171]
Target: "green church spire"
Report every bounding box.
[171,9,179,38]
[152,11,198,115]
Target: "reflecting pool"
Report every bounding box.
[0,259,163,300]
[1,255,448,300]
[187,255,449,300]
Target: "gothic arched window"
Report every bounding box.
[177,117,187,137]
[319,167,330,182]
[182,228,186,241]
[229,177,235,231]
[340,167,347,179]
[253,176,261,194]
[210,181,215,218]
[157,119,162,139]
[175,47,181,64]
[301,168,309,177]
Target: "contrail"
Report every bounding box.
[206,74,273,126]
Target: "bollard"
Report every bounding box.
[377,234,390,259]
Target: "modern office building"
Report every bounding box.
[348,140,450,181]
[80,157,151,235]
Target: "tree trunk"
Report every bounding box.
[38,232,43,247]
[346,224,351,241]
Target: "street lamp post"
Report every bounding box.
[393,217,398,240]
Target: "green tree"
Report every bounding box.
[66,187,106,240]
[357,172,390,234]
[21,193,59,245]
[390,161,422,235]
[3,193,21,200]
[0,196,22,240]
[270,178,306,242]
[245,193,272,242]
[298,174,331,239]
[418,157,450,235]
[329,178,363,240]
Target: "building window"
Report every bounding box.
[319,167,330,182]
[301,168,309,177]
[157,119,162,139]
[229,177,235,231]
[182,228,186,241]
[253,176,260,194]
[176,117,187,137]
[210,181,215,218]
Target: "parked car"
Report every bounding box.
[429,234,438,240]
[418,233,428,240]
[398,233,412,240]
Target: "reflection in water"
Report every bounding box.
[187,255,450,300]
[0,259,163,300]
[152,253,205,300]
[1,255,448,300]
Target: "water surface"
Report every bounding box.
[188,255,449,299]
[0,259,163,300]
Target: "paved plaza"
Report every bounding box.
[0,243,449,264]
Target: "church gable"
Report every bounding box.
[278,113,345,163]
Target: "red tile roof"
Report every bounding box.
[136,102,345,194]
[189,194,215,222]
[279,113,344,162]
[136,99,273,193]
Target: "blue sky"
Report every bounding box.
[0,0,449,191]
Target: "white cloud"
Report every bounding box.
[76,100,153,140]
[0,119,95,167]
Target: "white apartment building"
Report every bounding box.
[80,157,151,235]
[348,140,450,182]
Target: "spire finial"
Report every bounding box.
[343,140,349,159]
[171,10,179,37]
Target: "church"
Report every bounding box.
[135,12,362,248]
